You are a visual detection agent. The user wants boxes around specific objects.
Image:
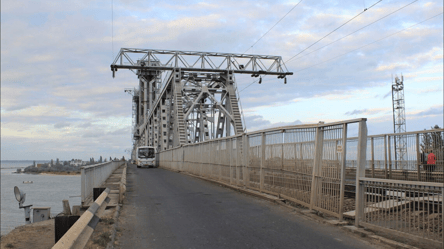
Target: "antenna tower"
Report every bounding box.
[391,74,407,169]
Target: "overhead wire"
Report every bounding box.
[286,0,419,63]
[243,0,304,54]
[239,12,443,93]
[112,0,114,60]
[292,12,443,74]
[285,0,382,63]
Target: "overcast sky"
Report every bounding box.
[1,0,443,160]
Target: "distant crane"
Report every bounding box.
[391,74,407,169]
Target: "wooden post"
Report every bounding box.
[416,133,421,181]
[339,124,347,221]
[310,126,324,210]
[62,200,72,216]
[355,119,368,227]
[260,132,266,191]
[371,137,375,178]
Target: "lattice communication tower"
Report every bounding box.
[391,74,407,169]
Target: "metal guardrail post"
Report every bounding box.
[339,124,348,221]
[355,120,368,227]
[81,167,85,206]
[310,126,324,210]
[387,135,392,179]
[416,133,420,181]
[260,132,265,191]
[384,135,388,179]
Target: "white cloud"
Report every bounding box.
[1,0,442,159]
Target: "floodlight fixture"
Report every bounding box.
[14,186,26,207]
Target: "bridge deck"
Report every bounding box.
[115,164,378,249]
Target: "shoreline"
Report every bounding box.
[16,171,81,176]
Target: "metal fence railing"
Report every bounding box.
[346,129,444,183]
[356,177,443,248]
[80,160,124,205]
[159,118,368,219]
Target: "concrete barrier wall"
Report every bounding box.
[81,161,124,206]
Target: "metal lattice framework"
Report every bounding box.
[111,48,293,152]
[391,75,407,169]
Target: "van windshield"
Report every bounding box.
[138,148,155,159]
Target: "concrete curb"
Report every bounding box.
[161,166,421,249]
[106,204,122,249]
[107,162,127,249]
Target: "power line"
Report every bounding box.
[292,12,443,74]
[243,0,304,54]
[112,0,114,59]
[286,0,419,63]
[285,0,382,63]
[239,12,443,93]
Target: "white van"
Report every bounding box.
[136,146,157,168]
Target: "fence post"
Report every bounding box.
[310,126,324,210]
[260,132,265,191]
[339,124,348,221]
[81,167,85,206]
[355,119,368,227]
[243,134,249,187]
[416,133,421,181]
[388,135,392,179]
[384,135,388,179]
[335,124,347,221]
[371,137,375,178]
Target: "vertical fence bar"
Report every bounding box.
[310,126,324,210]
[355,119,368,227]
[384,135,388,179]
[260,132,265,191]
[243,134,249,187]
[371,137,375,178]
[339,124,348,221]
[81,167,85,205]
[388,135,392,179]
[416,133,421,181]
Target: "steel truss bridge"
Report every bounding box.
[111,48,293,154]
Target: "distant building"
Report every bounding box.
[70,159,86,167]
[36,164,44,168]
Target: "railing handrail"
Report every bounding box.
[359,177,444,187]
[81,161,116,170]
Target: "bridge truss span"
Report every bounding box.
[111,48,293,152]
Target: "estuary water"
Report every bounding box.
[1,160,81,235]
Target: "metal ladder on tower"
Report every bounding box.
[229,94,244,135]
[175,92,187,145]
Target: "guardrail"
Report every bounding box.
[346,129,444,183]
[53,188,110,249]
[119,163,127,204]
[356,178,443,248]
[159,118,367,220]
[81,161,124,206]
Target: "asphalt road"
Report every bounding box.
[116,164,380,249]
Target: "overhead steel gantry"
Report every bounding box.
[111,48,293,152]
